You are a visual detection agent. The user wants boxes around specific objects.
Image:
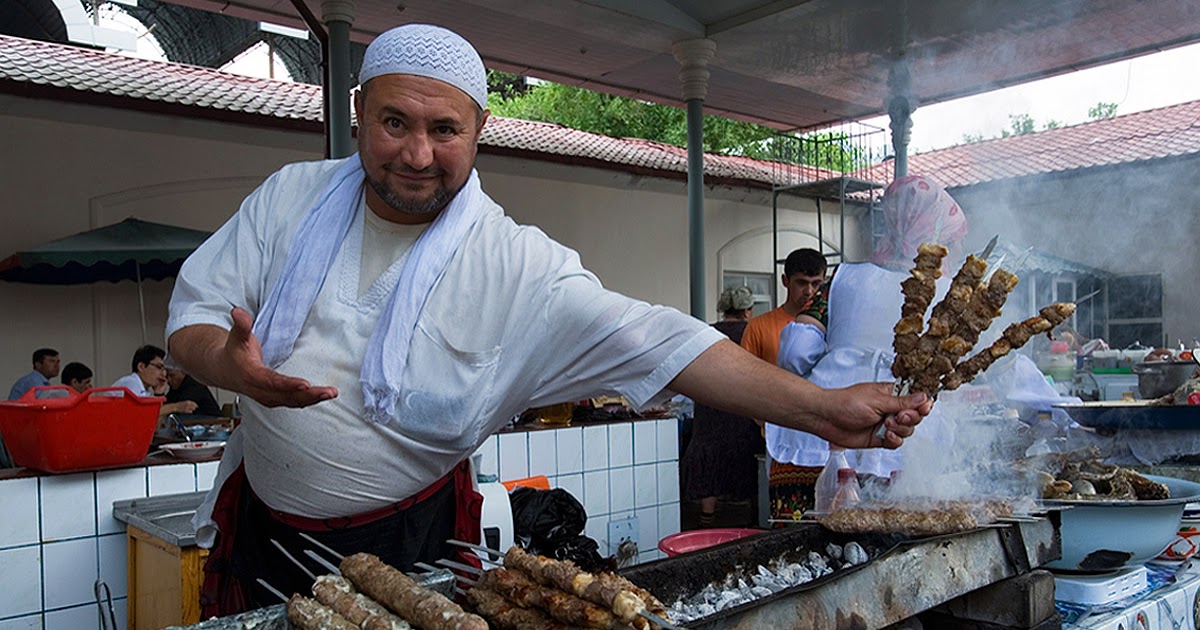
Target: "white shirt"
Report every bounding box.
[168,158,723,523]
[111,372,152,397]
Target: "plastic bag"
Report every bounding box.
[509,486,608,572]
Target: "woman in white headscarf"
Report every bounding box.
[769,175,968,519]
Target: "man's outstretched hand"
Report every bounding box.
[812,383,931,449]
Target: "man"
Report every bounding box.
[166,24,929,616]
[61,362,93,393]
[740,248,828,367]
[7,348,60,400]
[112,345,199,417]
[739,248,829,521]
[165,367,223,417]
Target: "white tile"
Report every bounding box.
[608,423,633,467]
[0,614,42,630]
[555,427,583,475]
[633,464,657,508]
[473,436,499,480]
[527,430,557,478]
[656,461,680,505]
[43,537,98,609]
[634,507,658,555]
[96,467,146,535]
[657,503,681,543]
[40,472,96,540]
[44,603,98,630]
[554,474,583,503]
[609,467,634,513]
[582,425,608,471]
[583,470,609,517]
[638,549,659,564]
[149,463,196,496]
[0,477,39,547]
[197,461,220,492]
[498,433,529,483]
[98,533,128,598]
[585,515,608,551]
[0,546,42,617]
[656,419,679,461]
[633,421,656,464]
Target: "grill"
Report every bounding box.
[619,517,1060,629]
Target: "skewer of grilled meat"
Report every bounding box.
[892,243,949,374]
[478,566,630,629]
[312,574,414,630]
[287,594,362,630]
[904,255,990,394]
[942,302,1077,391]
[503,546,665,625]
[466,585,582,630]
[340,552,488,630]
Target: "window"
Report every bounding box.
[722,272,774,317]
[1106,274,1163,349]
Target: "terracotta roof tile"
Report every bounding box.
[4,33,1200,192]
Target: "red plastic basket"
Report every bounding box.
[0,386,162,472]
[658,528,763,557]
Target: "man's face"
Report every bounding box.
[68,377,92,393]
[166,368,186,391]
[36,355,61,378]
[783,271,826,309]
[355,74,488,224]
[137,357,168,390]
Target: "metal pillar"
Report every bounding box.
[672,38,717,319]
[322,0,355,158]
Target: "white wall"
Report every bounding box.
[0,92,865,392]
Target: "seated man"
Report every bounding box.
[61,362,94,393]
[112,345,198,417]
[165,367,222,417]
[8,347,60,400]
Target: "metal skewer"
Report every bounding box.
[270,538,317,581]
[257,578,289,603]
[445,539,688,630]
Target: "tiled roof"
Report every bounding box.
[4,34,1199,192]
[858,100,1200,189]
[0,34,815,189]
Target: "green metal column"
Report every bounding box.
[322,0,354,158]
[672,38,717,319]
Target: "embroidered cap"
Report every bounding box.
[359,23,487,109]
[717,285,755,313]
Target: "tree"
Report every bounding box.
[1001,113,1036,137]
[1088,102,1119,120]
[486,72,871,172]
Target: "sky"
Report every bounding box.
[100,7,1200,154]
[861,41,1200,153]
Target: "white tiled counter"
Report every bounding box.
[474,417,682,566]
[0,459,220,630]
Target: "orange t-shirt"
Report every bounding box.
[740,307,795,367]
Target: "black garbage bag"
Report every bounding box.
[509,486,610,572]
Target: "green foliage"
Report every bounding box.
[1088,101,1119,120]
[1043,120,1062,130]
[1001,113,1036,137]
[487,77,871,172]
[486,70,529,101]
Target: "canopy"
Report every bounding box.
[0,218,211,285]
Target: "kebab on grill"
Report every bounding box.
[476,566,627,629]
[941,302,1078,392]
[287,594,362,630]
[904,255,992,393]
[340,552,489,630]
[819,499,1014,536]
[311,574,414,630]
[502,546,665,626]
[465,586,578,630]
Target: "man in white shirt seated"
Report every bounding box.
[112,345,198,418]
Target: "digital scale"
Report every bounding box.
[1055,566,1149,605]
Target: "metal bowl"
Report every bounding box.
[1132,361,1200,398]
[1042,474,1200,572]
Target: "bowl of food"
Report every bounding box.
[1042,474,1200,572]
[161,440,225,460]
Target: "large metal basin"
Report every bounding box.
[1042,474,1200,572]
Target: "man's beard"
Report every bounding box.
[366,170,461,217]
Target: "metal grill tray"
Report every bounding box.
[1054,401,1200,430]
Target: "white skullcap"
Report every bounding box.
[359,23,487,109]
